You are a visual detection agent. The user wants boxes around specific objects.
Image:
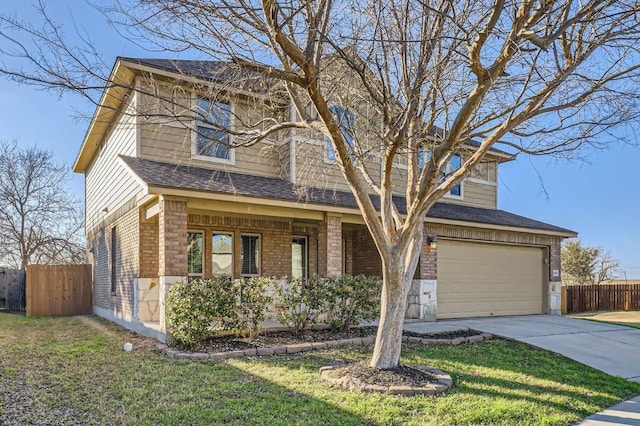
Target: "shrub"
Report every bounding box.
[275,276,326,334]
[166,277,238,348]
[235,277,273,338]
[324,275,382,330]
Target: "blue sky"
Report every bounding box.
[1,2,638,277]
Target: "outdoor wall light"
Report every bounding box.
[427,235,438,249]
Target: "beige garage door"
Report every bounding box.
[437,240,545,319]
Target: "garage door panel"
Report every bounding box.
[437,240,544,319]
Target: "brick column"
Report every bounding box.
[406,236,438,321]
[318,213,342,278]
[158,196,188,332]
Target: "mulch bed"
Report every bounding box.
[333,360,439,387]
[176,326,483,353]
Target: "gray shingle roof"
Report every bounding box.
[121,156,575,235]
[119,57,276,93]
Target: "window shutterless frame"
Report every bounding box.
[240,234,261,277]
[187,230,205,279]
[211,231,234,278]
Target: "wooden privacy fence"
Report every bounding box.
[26,264,92,317]
[0,267,26,311]
[562,283,640,314]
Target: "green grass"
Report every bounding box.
[1,313,639,425]
[582,318,640,329]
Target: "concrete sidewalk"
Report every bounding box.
[575,396,640,425]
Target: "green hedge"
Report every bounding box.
[166,275,382,347]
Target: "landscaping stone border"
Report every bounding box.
[154,332,493,361]
[319,365,453,396]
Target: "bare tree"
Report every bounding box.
[561,239,621,285]
[0,141,85,269]
[1,0,639,368]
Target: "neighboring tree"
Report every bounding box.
[561,240,620,285]
[0,141,85,269]
[1,1,639,369]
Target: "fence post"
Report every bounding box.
[561,285,567,315]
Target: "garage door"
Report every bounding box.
[437,240,545,319]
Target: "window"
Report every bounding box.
[417,148,462,197]
[241,234,260,276]
[212,232,233,277]
[446,154,462,197]
[110,227,117,294]
[326,106,355,162]
[187,231,204,279]
[194,97,233,161]
[291,237,307,280]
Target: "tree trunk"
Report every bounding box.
[369,236,423,369]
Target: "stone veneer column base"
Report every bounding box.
[93,305,167,342]
[159,275,187,332]
[406,279,437,321]
[548,281,562,315]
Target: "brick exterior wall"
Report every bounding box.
[417,244,437,280]
[292,224,319,277]
[159,198,188,277]
[139,215,159,278]
[318,214,342,278]
[88,203,139,319]
[351,226,382,277]
[188,214,293,277]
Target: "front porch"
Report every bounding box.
[135,196,435,333]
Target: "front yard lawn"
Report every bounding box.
[1,313,638,425]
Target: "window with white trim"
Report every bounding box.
[326,106,355,162]
[212,232,233,277]
[194,97,233,161]
[417,148,462,197]
[241,234,260,276]
[187,230,204,279]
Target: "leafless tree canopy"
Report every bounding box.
[0,142,85,269]
[1,0,638,368]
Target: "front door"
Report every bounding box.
[291,236,307,279]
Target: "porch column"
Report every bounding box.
[318,213,342,278]
[548,239,562,315]
[158,196,188,332]
[406,236,438,321]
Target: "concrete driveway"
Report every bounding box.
[404,315,640,382]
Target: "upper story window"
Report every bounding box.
[326,106,355,162]
[417,147,462,198]
[193,97,234,163]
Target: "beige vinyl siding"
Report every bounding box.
[294,140,381,192]
[138,122,284,178]
[137,88,286,178]
[85,97,141,230]
[437,239,545,318]
[443,180,497,209]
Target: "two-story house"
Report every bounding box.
[74,57,576,341]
